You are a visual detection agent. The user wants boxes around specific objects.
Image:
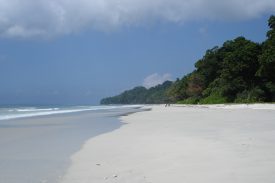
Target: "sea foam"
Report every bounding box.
[0,105,142,121]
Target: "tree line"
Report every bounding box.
[101,15,275,104]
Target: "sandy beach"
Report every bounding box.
[61,104,275,183]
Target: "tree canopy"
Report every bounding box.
[101,16,275,104]
[101,81,173,104]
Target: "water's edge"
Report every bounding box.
[0,106,147,183]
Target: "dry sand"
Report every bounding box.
[60,104,275,183]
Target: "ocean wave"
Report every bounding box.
[16,108,59,112]
[0,105,143,121]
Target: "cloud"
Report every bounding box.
[143,73,172,88]
[0,0,275,38]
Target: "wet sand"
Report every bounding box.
[0,107,144,183]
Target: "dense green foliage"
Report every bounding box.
[100,81,173,104]
[101,16,275,104]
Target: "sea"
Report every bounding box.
[0,105,143,121]
[0,105,145,183]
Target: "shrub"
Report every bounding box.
[235,87,266,103]
[200,92,228,104]
[177,97,200,104]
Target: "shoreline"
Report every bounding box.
[60,104,275,183]
[0,107,144,183]
[0,105,144,121]
[174,103,275,110]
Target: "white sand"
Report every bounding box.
[60,104,275,183]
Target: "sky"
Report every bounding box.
[0,0,274,105]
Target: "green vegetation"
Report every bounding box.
[100,81,173,104]
[101,16,275,105]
